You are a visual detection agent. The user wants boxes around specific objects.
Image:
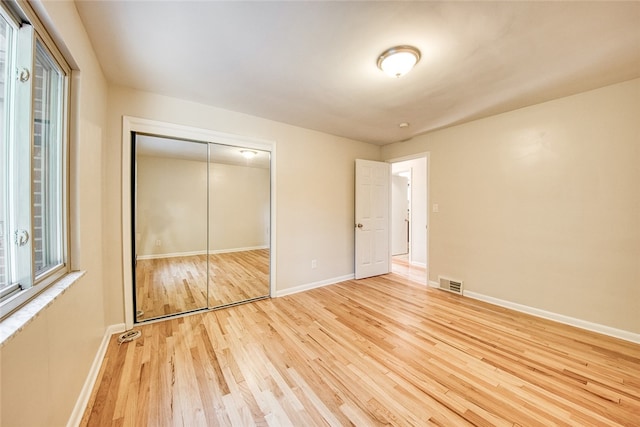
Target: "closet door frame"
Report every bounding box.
[121,116,276,330]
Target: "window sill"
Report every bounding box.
[0,271,86,348]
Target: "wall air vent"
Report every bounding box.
[438,276,463,295]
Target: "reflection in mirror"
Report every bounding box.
[208,144,270,308]
[132,133,271,322]
[134,135,209,320]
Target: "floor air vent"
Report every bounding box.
[438,277,463,295]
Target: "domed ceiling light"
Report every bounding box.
[240,149,257,159]
[377,45,421,78]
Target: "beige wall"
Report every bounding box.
[0,1,108,426]
[382,78,640,334]
[136,156,269,256]
[105,86,380,325]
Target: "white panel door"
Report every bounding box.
[355,159,390,279]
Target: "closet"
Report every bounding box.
[131,132,271,322]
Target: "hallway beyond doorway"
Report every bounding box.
[391,254,427,285]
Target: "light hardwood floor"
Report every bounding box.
[84,274,640,426]
[135,249,269,320]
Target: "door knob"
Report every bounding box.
[356,223,363,228]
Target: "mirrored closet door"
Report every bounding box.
[132,133,270,322]
[208,143,271,308]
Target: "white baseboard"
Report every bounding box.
[461,290,639,344]
[276,274,355,297]
[67,323,126,427]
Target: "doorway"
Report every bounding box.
[390,155,428,284]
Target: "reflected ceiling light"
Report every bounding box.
[377,45,421,78]
[240,149,258,159]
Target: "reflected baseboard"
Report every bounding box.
[137,250,206,260]
[137,246,269,260]
[210,245,269,255]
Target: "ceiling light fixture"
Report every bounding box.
[240,149,258,159]
[377,45,421,78]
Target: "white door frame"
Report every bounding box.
[387,152,430,285]
[121,116,277,329]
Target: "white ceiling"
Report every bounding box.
[75,1,640,145]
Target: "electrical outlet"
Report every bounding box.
[311,259,317,269]
[155,239,162,247]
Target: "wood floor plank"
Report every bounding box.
[83,273,640,426]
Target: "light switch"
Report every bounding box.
[432,204,439,213]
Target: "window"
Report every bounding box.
[0,2,69,319]
[33,41,64,277]
[1,14,11,296]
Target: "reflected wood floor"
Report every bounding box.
[135,249,269,320]
[208,249,270,308]
[84,274,640,426]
